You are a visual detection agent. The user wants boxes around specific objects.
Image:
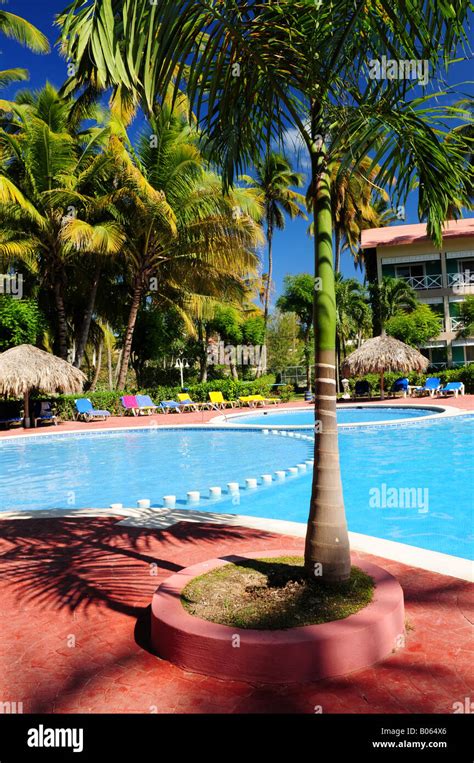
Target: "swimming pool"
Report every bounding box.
[223,405,442,427]
[0,416,472,560]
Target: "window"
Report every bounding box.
[466,346,474,363]
[395,263,424,280]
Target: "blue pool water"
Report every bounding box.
[0,416,472,560]
[227,406,439,426]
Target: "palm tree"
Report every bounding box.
[369,276,418,336]
[331,156,389,273]
[57,0,472,583]
[245,153,306,336]
[0,85,123,359]
[110,106,263,389]
[334,274,370,390]
[0,2,49,97]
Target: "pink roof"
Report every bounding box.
[361,218,474,249]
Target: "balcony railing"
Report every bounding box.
[449,317,465,332]
[399,274,443,290]
[447,272,474,286]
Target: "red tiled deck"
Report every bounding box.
[0,517,472,713]
[0,395,472,438]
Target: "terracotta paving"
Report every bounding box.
[0,517,472,714]
[0,395,472,438]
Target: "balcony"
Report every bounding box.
[448,272,474,291]
[449,317,465,332]
[398,274,443,290]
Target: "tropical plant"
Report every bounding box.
[57,0,472,584]
[369,276,418,335]
[0,84,123,360]
[334,273,370,389]
[244,153,306,333]
[385,303,442,347]
[457,296,474,339]
[266,310,304,375]
[109,106,263,389]
[0,295,43,349]
[276,273,314,389]
[0,1,49,98]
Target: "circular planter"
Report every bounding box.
[151,549,405,684]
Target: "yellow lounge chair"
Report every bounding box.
[238,395,254,406]
[248,394,279,406]
[209,391,237,410]
[177,393,210,411]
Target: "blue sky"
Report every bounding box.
[2,0,473,303]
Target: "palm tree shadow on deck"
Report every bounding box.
[0,516,274,618]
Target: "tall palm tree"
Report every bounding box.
[0,85,123,359]
[110,106,263,389]
[57,0,472,583]
[0,2,49,96]
[245,153,306,335]
[369,276,418,336]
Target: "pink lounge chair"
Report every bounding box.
[121,395,140,416]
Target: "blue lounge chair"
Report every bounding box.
[391,377,409,397]
[158,399,184,414]
[438,381,465,398]
[33,401,58,426]
[354,380,371,398]
[413,377,441,398]
[135,394,159,414]
[75,398,111,422]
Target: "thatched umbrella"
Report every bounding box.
[0,344,86,427]
[341,335,429,399]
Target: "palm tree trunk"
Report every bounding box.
[263,219,273,326]
[334,227,341,273]
[114,349,123,387]
[117,284,142,389]
[90,341,103,390]
[53,278,68,360]
[198,321,208,382]
[304,150,351,583]
[304,330,311,390]
[258,217,273,378]
[107,342,113,390]
[336,336,341,395]
[74,262,101,368]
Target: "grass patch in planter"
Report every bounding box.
[181,556,374,630]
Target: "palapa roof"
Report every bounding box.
[0,344,86,397]
[341,335,429,377]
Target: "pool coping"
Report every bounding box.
[0,505,471,582]
[210,402,465,428]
